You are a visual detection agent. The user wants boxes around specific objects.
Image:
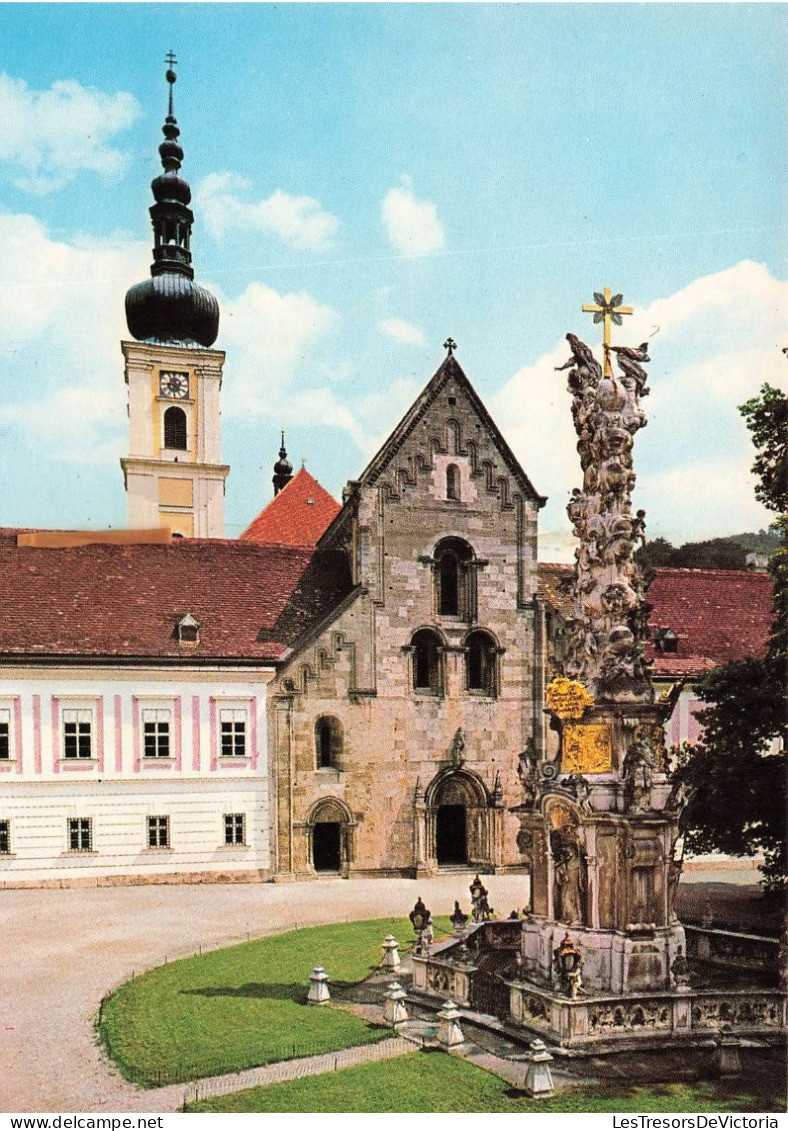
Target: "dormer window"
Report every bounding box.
[654,628,678,654]
[176,613,201,645]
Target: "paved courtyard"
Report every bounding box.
[0,867,759,1113]
[0,874,530,1113]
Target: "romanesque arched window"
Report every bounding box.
[434,538,474,619]
[411,629,442,695]
[465,630,498,697]
[315,716,343,769]
[163,406,187,450]
[446,464,460,501]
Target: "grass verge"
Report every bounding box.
[185,1049,784,1113]
[99,915,436,1087]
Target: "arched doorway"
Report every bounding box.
[308,798,354,876]
[436,803,467,865]
[426,770,493,870]
[313,822,341,872]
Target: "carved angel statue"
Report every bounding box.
[622,737,656,811]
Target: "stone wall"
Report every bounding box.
[271,360,544,879]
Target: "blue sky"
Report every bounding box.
[0,3,785,556]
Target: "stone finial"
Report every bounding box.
[307,965,331,1005]
[381,934,402,971]
[383,981,410,1027]
[524,1038,555,1098]
[670,945,691,990]
[450,900,469,936]
[710,1027,742,1078]
[436,1000,465,1047]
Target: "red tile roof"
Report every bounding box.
[0,536,351,663]
[645,567,773,678]
[538,563,773,679]
[240,469,340,547]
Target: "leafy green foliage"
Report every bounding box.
[740,383,788,514]
[100,916,431,1087]
[185,1049,784,1113]
[636,533,781,571]
[672,384,788,890]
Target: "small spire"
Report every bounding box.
[272,431,294,495]
[124,54,219,348]
[165,50,177,117]
[444,337,457,356]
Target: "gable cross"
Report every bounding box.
[444,337,457,356]
[582,287,633,377]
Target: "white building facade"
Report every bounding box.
[0,664,274,885]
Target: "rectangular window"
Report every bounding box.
[147,815,170,849]
[0,820,10,855]
[63,709,92,759]
[0,708,10,760]
[143,709,171,758]
[68,817,92,852]
[224,813,245,846]
[220,709,247,758]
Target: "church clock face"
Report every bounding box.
[159,371,189,399]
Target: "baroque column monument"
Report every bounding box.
[512,290,686,1001]
[413,294,786,1047]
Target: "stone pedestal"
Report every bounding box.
[383,981,410,1027]
[523,1039,555,1098]
[519,916,685,995]
[436,1000,465,1047]
[711,1030,743,1077]
[307,965,331,1005]
[381,934,401,972]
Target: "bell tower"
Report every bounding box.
[120,56,229,538]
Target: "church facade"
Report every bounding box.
[268,351,548,879]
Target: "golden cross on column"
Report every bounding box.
[582,287,633,377]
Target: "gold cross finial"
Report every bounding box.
[582,288,633,377]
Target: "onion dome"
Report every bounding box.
[125,55,219,348]
[273,432,294,496]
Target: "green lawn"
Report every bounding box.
[185,1050,783,1113]
[99,916,436,1087]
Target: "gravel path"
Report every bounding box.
[174,1036,415,1112]
[0,873,528,1114]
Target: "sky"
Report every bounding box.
[0,3,785,559]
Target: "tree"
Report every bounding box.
[739,383,788,514]
[673,383,787,890]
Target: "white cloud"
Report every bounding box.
[0,387,123,465]
[215,280,372,445]
[495,261,788,556]
[379,317,426,346]
[196,172,339,250]
[219,280,338,405]
[0,209,147,465]
[0,74,140,194]
[382,176,445,257]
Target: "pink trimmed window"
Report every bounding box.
[63,708,93,759]
[220,709,247,758]
[143,709,171,758]
[0,709,9,760]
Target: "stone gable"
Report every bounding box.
[271,353,547,880]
